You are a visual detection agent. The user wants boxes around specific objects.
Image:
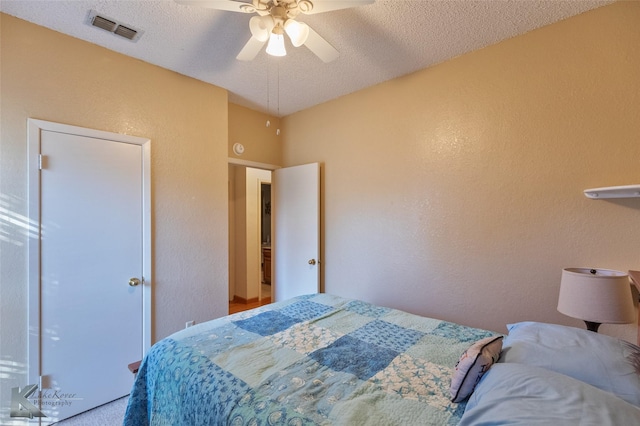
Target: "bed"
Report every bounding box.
[124,293,640,425]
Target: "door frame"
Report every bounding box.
[27,118,152,386]
[228,158,279,305]
[228,159,321,304]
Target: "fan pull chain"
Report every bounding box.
[276,62,281,136]
[266,60,271,128]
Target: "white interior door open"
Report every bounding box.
[28,119,151,423]
[273,163,320,301]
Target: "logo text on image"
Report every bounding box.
[10,384,46,419]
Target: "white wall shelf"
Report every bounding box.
[584,184,640,199]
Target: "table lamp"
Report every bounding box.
[557,268,635,332]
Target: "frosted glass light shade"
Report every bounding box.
[284,20,309,47]
[558,268,635,325]
[266,33,286,57]
[249,16,275,42]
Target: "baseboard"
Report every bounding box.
[232,295,259,305]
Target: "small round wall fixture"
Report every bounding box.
[233,143,245,156]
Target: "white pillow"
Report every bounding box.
[501,322,640,407]
[450,335,503,402]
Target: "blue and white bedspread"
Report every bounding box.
[124,294,495,425]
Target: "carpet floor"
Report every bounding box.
[54,396,128,425]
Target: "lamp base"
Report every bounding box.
[584,321,601,333]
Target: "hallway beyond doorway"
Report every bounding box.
[229,283,271,314]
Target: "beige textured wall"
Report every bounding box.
[231,165,247,299]
[282,1,640,342]
[229,103,282,166]
[0,14,229,419]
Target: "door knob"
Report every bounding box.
[308,259,316,265]
[129,277,141,287]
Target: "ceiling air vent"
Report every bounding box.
[91,15,117,32]
[87,10,143,42]
[114,25,138,41]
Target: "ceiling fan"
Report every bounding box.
[175,0,374,62]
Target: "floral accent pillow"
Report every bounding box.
[450,336,503,402]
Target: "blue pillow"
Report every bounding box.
[460,363,640,425]
[501,321,640,407]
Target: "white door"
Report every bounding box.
[273,163,320,301]
[28,121,150,423]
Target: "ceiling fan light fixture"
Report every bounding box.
[284,20,309,47]
[249,15,275,42]
[266,32,286,57]
[179,0,374,63]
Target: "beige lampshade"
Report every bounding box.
[557,268,635,324]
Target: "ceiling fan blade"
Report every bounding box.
[303,26,339,63]
[302,0,374,15]
[174,0,257,13]
[236,36,267,61]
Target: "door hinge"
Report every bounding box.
[39,374,51,389]
[39,155,48,170]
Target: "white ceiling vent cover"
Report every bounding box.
[87,10,143,42]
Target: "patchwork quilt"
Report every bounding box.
[124,294,495,425]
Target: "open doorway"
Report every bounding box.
[228,165,273,314]
[260,182,272,302]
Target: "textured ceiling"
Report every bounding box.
[0,0,613,116]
